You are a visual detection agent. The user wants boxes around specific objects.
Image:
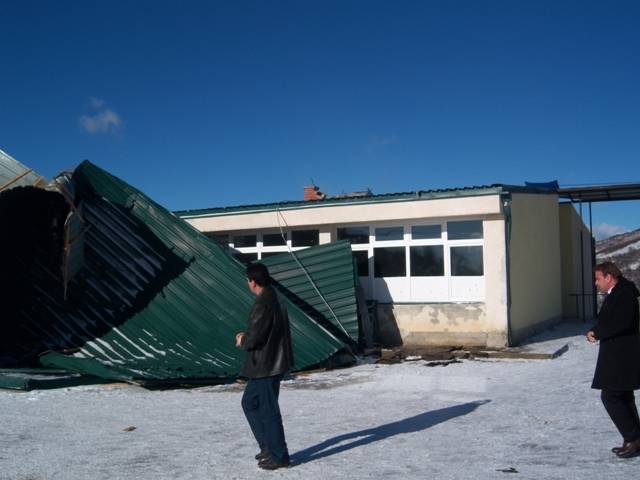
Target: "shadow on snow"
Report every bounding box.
[291,399,491,465]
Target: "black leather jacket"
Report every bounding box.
[240,285,293,378]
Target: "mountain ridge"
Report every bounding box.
[596,228,640,288]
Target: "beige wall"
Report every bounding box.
[559,203,595,319]
[483,217,510,347]
[508,193,563,345]
[376,303,489,347]
[376,303,509,348]
[184,195,503,232]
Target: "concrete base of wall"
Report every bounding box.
[402,331,508,349]
[510,315,563,347]
[375,303,508,349]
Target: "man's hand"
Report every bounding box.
[235,332,245,348]
[586,331,597,343]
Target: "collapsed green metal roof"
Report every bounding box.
[260,240,360,344]
[0,368,108,391]
[2,159,354,384]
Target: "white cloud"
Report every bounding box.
[89,96,106,109]
[79,98,123,134]
[593,223,628,240]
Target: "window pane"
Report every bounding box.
[263,233,286,246]
[447,220,483,239]
[374,247,406,277]
[234,252,258,264]
[233,234,256,248]
[411,225,441,240]
[375,226,403,241]
[338,226,369,244]
[451,246,484,276]
[291,229,319,247]
[353,250,369,276]
[410,245,444,276]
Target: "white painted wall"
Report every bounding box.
[184,195,502,232]
[483,216,510,346]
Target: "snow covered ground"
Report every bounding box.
[1,322,639,480]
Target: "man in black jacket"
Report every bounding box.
[236,263,293,470]
[587,261,640,458]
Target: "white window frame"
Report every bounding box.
[339,219,485,303]
[228,229,315,260]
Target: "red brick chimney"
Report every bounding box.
[304,185,326,201]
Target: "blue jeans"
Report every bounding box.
[241,374,289,462]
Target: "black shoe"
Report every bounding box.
[258,457,290,470]
[616,440,640,458]
[612,442,629,454]
[255,449,269,461]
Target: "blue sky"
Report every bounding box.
[1,1,639,239]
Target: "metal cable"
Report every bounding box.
[275,208,350,338]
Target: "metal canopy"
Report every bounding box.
[557,182,640,323]
[558,183,640,203]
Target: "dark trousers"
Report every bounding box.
[601,390,640,442]
[241,374,289,462]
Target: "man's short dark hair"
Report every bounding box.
[246,263,271,287]
[595,261,622,279]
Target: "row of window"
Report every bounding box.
[337,220,482,244]
[209,221,484,278]
[341,220,484,278]
[206,229,319,264]
[207,220,485,302]
[208,229,319,249]
[210,220,482,249]
[352,245,483,278]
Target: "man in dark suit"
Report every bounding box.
[236,263,294,470]
[587,261,640,458]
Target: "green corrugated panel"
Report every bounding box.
[259,241,360,344]
[32,160,346,383]
[0,368,107,390]
[0,149,45,190]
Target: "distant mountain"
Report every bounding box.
[596,228,640,287]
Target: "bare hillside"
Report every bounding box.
[596,228,640,287]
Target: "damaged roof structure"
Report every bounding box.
[0,151,47,190]
[261,239,367,346]
[0,149,362,387]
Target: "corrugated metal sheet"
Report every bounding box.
[0,369,107,390]
[3,160,347,383]
[0,149,46,191]
[260,240,360,344]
